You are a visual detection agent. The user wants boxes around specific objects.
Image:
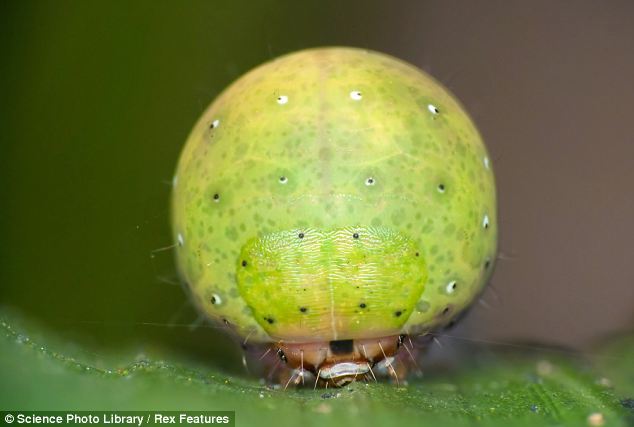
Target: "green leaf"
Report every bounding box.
[594,331,634,404]
[0,310,630,427]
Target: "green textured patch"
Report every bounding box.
[594,332,634,398]
[1,310,631,427]
[237,226,426,341]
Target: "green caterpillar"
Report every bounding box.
[171,47,497,387]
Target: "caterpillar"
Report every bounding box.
[171,47,497,387]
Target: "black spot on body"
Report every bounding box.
[415,252,419,257]
[264,317,275,324]
[298,232,304,239]
[438,184,445,191]
[277,349,287,362]
[299,307,307,313]
[329,339,354,355]
[484,259,491,269]
[213,193,220,200]
[241,260,248,267]
[359,303,367,309]
[442,307,450,315]
[353,233,359,239]
[210,296,217,304]
[395,310,403,317]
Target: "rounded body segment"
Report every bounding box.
[171,47,497,372]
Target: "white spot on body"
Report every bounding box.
[211,293,222,305]
[350,90,362,101]
[483,156,490,169]
[172,175,178,187]
[427,104,440,114]
[211,119,220,129]
[482,214,490,229]
[446,281,457,294]
[177,233,184,246]
[279,176,288,184]
[277,95,288,105]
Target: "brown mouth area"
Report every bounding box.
[275,335,403,387]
